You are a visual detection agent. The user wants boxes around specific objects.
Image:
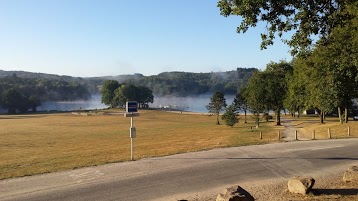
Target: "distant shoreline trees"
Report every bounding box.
[0,74,91,113]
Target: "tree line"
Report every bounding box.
[212,0,357,126]
[0,74,91,113]
[106,68,257,96]
[1,68,257,97]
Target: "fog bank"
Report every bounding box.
[38,95,107,111]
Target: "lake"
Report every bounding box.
[1,94,237,113]
[149,94,236,113]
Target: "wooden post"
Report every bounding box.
[295,130,298,140]
[260,131,262,139]
[312,130,315,140]
[348,126,350,136]
[328,128,331,139]
[278,131,280,140]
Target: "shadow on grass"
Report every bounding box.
[0,111,70,119]
[149,157,358,160]
[312,188,358,196]
[0,115,47,120]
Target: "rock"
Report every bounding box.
[288,176,315,195]
[216,186,254,201]
[343,166,358,182]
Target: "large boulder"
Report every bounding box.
[216,186,254,201]
[343,166,358,182]
[288,176,315,195]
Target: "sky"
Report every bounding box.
[0,0,292,77]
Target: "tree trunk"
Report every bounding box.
[244,110,247,123]
[320,111,324,123]
[276,110,281,125]
[338,107,342,123]
[345,107,348,123]
[216,113,220,125]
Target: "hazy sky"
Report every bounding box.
[0,0,292,77]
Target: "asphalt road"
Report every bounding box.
[1,139,357,201]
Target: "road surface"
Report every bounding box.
[1,139,357,201]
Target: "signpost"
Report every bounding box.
[124,101,139,160]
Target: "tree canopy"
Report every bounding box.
[217,0,357,54]
[101,81,154,109]
[206,91,227,125]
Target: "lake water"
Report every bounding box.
[149,94,236,113]
[1,94,237,113]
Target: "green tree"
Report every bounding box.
[137,86,154,108]
[233,87,249,123]
[206,91,227,125]
[244,71,266,119]
[222,104,238,127]
[114,84,138,107]
[101,80,120,108]
[294,53,337,123]
[245,61,292,125]
[284,60,306,117]
[113,84,154,108]
[217,0,356,54]
[28,95,41,112]
[1,89,24,113]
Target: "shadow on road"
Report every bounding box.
[313,188,358,196]
[149,157,358,160]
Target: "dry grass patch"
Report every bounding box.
[299,117,358,139]
[0,110,280,179]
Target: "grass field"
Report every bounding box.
[283,115,358,139]
[0,110,282,180]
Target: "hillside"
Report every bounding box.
[0,68,257,96]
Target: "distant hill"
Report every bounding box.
[0,70,80,81]
[0,68,258,96]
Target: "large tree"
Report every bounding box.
[245,61,292,125]
[206,91,227,125]
[233,87,249,123]
[217,0,356,54]
[0,89,39,113]
[101,80,120,108]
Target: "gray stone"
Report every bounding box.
[216,186,254,201]
[343,166,358,182]
[288,176,315,195]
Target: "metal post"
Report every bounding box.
[278,131,280,140]
[260,131,262,139]
[131,117,134,160]
[348,126,350,136]
[295,130,298,140]
[328,128,331,139]
[312,130,315,140]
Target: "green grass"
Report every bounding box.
[0,110,281,180]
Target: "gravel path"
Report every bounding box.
[282,118,310,141]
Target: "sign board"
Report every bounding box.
[124,113,140,117]
[130,127,136,138]
[126,101,138,113]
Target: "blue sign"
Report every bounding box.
[126,101,138,113]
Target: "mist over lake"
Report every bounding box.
[35,94,236,113]
[38,95,107,111]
